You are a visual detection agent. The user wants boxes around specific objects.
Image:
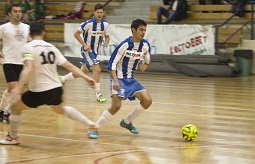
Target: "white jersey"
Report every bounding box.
[79,18,109,55]
[21,40,67,92]
[108,37,151,79]
[0,22,29,64]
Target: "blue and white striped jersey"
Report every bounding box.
[78,18,109,55]
[108,37,151,79]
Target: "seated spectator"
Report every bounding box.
[212,0,233,4]
[199,0,206,4]
[31,0,45,20]
[223,0,233,4]
[22,0,45,22]
[19,0,31,22]
[4,0,13,22]
[64,2,85,19]
[157,0,187,24]
[163,0,171,5]
[231,0,248,17]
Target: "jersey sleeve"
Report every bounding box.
[21,45,34,61]
[79,21,88,33]
[108,43,126,71]
[104,22,110,36]
[143,41,151,65]
[0,25,3,40]
[25,24,30,42]
[54,47,67,66]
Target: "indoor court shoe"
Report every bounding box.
[96,96,107,103]
[0,110,3,122]
[120,119,139,134]
[3,113,10,124]
[0,133,20,145]
[87,130,99,139]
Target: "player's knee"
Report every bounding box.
[96,67,101,73]
[81,67,88,74]
[8,84,17,92]
[141,97,152,109]
[108,105,121,115]
[93,65,101,73]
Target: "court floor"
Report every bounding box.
[0,68,255,164]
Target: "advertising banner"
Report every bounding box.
[64,24,215,60]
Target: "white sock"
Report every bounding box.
[124,104,145,124]
[95,83,101,98]
[62,72,75,82]
[63,106,94,126]
[10,115,22,138]
[0,89,10,110]
[96,109,112,126]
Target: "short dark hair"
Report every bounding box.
[94,3,104,11]
[8,3,21,13]
[131,19,147,30]
[29,22,44,36]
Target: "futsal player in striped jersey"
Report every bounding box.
[87,19,152,139]
[59,3,110,103]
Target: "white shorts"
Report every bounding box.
[80,51,99,70]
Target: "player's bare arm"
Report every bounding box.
[0,51,3,58]
[62,60,96,89]
[103,35,110,47]
[74,30,91,51]
[138,64,149,72]
[110,70,120,91]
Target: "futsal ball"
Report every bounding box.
[182,124,198,141]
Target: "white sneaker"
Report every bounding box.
[0,133,20,145]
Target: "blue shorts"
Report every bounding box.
[80,50,99,70]
[110,77,146,101]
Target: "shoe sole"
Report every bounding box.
[87,131,98,139]
[87,136,98,139]
[96,99,107,103]
[0,140,20,145]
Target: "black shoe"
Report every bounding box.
[3,113,10,124]
[0,111,3,122]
